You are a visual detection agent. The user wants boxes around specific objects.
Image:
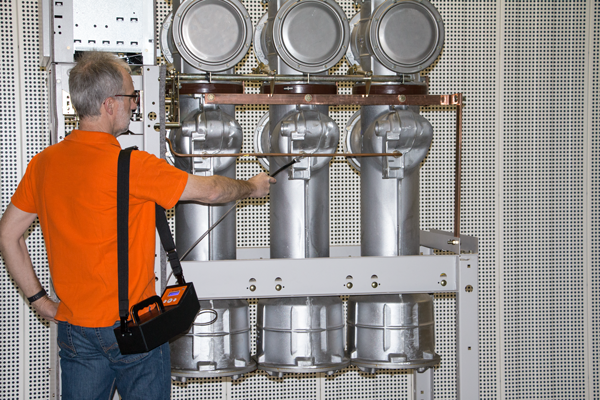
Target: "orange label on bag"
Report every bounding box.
[161,285,188,307]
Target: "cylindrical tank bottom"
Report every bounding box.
[170,299,256,381]
[256,297,349,377]
[347,294,440,373]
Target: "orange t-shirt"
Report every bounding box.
[11,130,188,327]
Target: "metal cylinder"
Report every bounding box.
[170,300,256,381]
[268,104,338,259]
[169,88,253,379]
[347,294,441,373]
[360,105,433,256]
[256,297,349,377]
[170,97,241,261]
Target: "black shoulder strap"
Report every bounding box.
[117,147,135,332]
[117,147,185,333]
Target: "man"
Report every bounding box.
[0,51,274,399]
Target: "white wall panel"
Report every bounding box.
[502,1,587,399]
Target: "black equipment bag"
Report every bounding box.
[114,147,200,355]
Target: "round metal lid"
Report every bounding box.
[253,12,269,67]
[172,0,252,72]
[343,110,361,171]
[254,111,270,171]
[370,0,444,73]
[273,0,350,73]
[345,11,361,67]
[160,12,175,64]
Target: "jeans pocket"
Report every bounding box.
[57,321,77,358]
[97,325,150,364]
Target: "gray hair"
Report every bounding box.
[68,52,131,119]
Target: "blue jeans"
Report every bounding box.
[57,321,171,400]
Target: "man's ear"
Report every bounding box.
[103,97,115,116]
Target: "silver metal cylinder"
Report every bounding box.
[169,96,253,379]
[268,104,337,259]
[256,297,349,377]
[360,105,433,256]
[171,98,241,261]
[347,294,440,373]
[346,104,438,372]
[170,299,256,380]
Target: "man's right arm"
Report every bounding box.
[0,203,59,321]
[179,172,275,203]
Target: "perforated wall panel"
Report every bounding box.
[592,1,599,399]
[0,1,22,398]
[502,1,586,399]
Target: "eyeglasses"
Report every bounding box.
[114,92,140,105]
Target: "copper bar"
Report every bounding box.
[165,139,401,159]
[454,102,463,238]
[203,93,458,106]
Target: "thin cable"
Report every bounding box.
[178,157,298,262]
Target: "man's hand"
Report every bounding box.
[248,172,276,198]
[32,296,59,322]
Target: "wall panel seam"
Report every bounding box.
[496,0,505,399]
[584,0,593,398]
[13,1,26,399]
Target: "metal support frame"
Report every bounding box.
[170,251,479,400]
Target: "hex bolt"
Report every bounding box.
[249,285,256,292]
[371,282,378,288]
[275,284,282,291]
[440,280,447,287]
[346,282,353,289]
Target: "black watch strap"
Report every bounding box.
[27,288,47,304]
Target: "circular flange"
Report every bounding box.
[172,0,253,72]
[343,110,361,171]
[258,360,350,376]
[260,83,338,95]
[273,0,350,73]
[171,361,257,380]
[253,12,269,67]
[254,111,270,171]
[179,82,244,95]
[351,354,441,372]
[369,0,445,73]
[345,11,361,67]
[160,11,175,64]
[352,82,428,95]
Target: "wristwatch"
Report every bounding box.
[27,288,47,304]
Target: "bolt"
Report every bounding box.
[398,95,406,102]
[207,94,215,101]
[371,282,378,288]
[304,94,312,102]
[249,285,256,292]
[440,280,447,287]
[275,284,282,291]
[447,239,459,245]
[346,282,353,289]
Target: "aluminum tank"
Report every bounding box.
[256,297,348,377]
[170,300,256,381]
[344,0,444,373]
[347,294,440,373]
[163,0,256,380]
[170,99,241,261]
